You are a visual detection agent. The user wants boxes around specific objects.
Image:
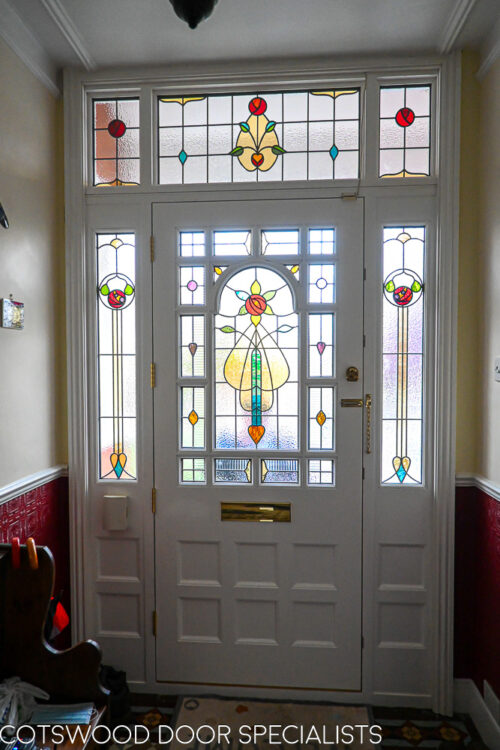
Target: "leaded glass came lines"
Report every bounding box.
[93,99,140,187]
[158,89,360,184]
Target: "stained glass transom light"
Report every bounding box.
[379,86,431,178]
[381,226,425,484]
[93,99,140,187]
[158,90,360,184]
[97,233,136,479]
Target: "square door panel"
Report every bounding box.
[378,603,424,647]
[178,597,221,643]
[98,538,140,580]
[378,544,425,588]
[292,544,337,589]
[178,541,221,585]
[292,602,336,647]
[98,594,140,635]
[235,600,278,645]
[235,543,277,586]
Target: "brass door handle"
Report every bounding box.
[365,394,372,454]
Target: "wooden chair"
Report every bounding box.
[0,542,108,706]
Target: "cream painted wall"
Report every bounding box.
[0,38,67,486]
[456,50,481,475]
[478,56,500,484]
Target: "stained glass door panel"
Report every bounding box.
[153,198,363,690]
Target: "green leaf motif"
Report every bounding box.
[230,146,244,156]
[220,325,236,333]
[385,280,395,292]
[100,284,109,295]
[238,305,247,315]
[411,280,422,292]
[271,145,286,155]
[124,284,134,295]
[263,290,276,300]
[240,122,250,132]
[265,121,276,132]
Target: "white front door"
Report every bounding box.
[153,196,364,691]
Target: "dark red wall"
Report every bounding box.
[454,485,500,696]
[0,476,71,647]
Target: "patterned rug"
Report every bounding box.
[170,696,371,749]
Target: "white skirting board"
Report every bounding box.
[454,679,500,749]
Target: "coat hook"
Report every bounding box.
[11,537,20,569]
[26,537,39,570]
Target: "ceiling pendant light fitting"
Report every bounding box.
[169,0,219,29]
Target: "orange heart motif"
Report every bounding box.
[111,452,127,478]
[248,425,265,445]
[251,152,264,167]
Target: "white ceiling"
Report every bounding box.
[1,0,499,93]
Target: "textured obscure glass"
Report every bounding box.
[213,230,251,256]
[97,233,136,479]
[308,387,334,450]
[180,457,206,483]
[180,315,205,377]
[261,458,299,484]
[308,313,334,377]
[381,226,425,484]
[158,89,360,184]
[214,458,252,483]
[180,266,205,305]
[180,231,205,257]
[308,264,336,304]
[93,99,140,187]
[181,387,205,449]
[261,230,299,256]
[379,86,431,178]
[308,459,335,485]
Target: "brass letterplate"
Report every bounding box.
[221,502,291,522]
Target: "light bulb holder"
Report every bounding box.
[169,0,219,29]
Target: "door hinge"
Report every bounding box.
[150,235,155,262]
[153,610,158,637]
[150,362,156,388]
[152,487,157,514]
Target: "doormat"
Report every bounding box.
[170,697,372,749]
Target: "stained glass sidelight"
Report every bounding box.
[97,233,136,479]
[308,264,336,304]
[382,227,424,484]
[158,89,360,184]
[379,86,431,178]
[308,387,334,450]
[308,313,334,377]
[93,99,140,187]
[181,387,205,448]
[215,266,298,450]
[180,266,205,305]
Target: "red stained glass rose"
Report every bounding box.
[245,294,267,316]
[108,119,127,138]
[108,289,126,308]
[395,108,415,127]
[393,286,413,306]
[249,97,267,116]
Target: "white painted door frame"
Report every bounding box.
[64,53,460,713]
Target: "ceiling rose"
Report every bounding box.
[169,0,219,29]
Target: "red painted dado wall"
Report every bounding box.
[0,475,498,695]
[454,486,500,696]
[0,476,71,648]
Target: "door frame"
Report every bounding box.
[64,53,460,713]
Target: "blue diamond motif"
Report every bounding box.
[178,149,188,165]
[329,144,339,161]
[396,466,407,482]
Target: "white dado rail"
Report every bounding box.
[0,465,68,506]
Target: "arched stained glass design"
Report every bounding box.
[215,266,298,451]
